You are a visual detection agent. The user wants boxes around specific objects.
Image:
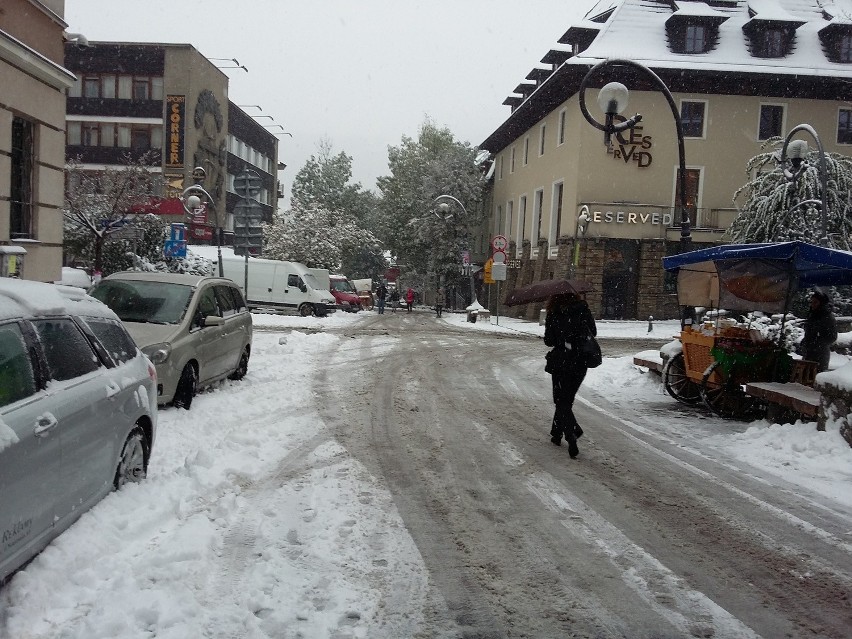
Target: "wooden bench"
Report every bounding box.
[744,381,821,421]
[633,350,664,374]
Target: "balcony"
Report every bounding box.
[66,145,161,166]
[67,97,163,119]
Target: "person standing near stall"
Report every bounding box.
[405,287,415,313]
[801,289,837,372]
[543,292,596,459]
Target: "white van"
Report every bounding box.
[191,247,337,317]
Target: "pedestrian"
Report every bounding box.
[376,282,388,315]
[543,292,597,459]
[435,288,446,318]
[405,287,415,313]
[800,288,837,372]
[390,287,400,312]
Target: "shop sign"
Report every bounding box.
[591,209,673,226]
[610,118,652,168]
[166,95,186,168]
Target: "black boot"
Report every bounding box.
[574,426,583,440]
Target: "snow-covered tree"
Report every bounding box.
[262,206,382,273]
[376,119,487,293]
[64,152,164,272]
[730,139,852,249]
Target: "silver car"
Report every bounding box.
[0,279,157,584]
[89,272,252,409]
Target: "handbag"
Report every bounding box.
[578,333,602,369]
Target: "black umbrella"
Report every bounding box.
[504,278,594,307]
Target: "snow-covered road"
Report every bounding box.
[2,310,850,638]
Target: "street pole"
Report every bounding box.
[180,167,221,276]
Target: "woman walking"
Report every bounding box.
[543,292,597,458]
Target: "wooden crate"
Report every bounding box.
[680,328,716,382]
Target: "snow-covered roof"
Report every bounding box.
[566,0,852,77]
[671,2,728,19]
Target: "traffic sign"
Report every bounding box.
[491,235,508,252]
[492,250,506,264]
[234,169,263,199]
[164,239,187,259]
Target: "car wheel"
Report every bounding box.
[228,348,250,380]
[114,428,147,489]
[172,363,197,409]
[299,303,316,317]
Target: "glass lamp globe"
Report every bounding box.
[597,82,629,115]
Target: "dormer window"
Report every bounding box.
[841,34,852,62]
[684,25,707,53]
[762,28,785,57]
[665,10,727,55]
[819,23,852,63]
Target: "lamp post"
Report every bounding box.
[433,194,482,309]
[578,58,691,249]
[180,166,222,276]
[780,124,828,246]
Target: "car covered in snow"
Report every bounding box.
[0,278,157,584]
[329,274,362,312]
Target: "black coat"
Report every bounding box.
[544,300,596,372]
[801,306,837,371]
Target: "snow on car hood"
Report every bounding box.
[122,320,180,349]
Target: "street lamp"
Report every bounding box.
[180,167,223,276]
[578,58,691,249]
[433,195,482,310]
[780,124,828,246]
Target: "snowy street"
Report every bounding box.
[2,309,851,638]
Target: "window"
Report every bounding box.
[506,200,513,240]
[533,188,544,241]
[759,104,784,140]
[510,147,515,173]
[32,319,100,381]
[838,109,852,144]
[558,110,566,145]
[73,73,163,100]
[83,75,99,98]
[215,286,238,316]
[680,101,705,138]
[82,317,138,364]
[523,137,529,166]
[518,195,527,243]
[67,121,81,145]
[498,155,504,180]
[539,123,546,156]
[553,182,564,239]
[763,29,784,57]
[684,24,706,53]
[495,205,503,235]
[0,323,37,407]
[131,127,150,150]
[101,74,116,99]
[82,123,99,146]
[841,34,852,63]
[10,117,34,240]
[675,167,701,228]
[193,287,220,329]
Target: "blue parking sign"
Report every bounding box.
[164,239,187,258]
[169,223,186,242]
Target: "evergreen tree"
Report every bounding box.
[730,139,852,249]
[376,119,487,293]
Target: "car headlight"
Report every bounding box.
[142,342,171,364]
[324,297,335,304]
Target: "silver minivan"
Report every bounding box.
[0,279,157,584]
[89,272,253,409]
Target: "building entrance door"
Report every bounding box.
[600,240,639,319]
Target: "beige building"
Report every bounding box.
[482,0,852,320]
[0,0,74,282]
[64,42,280,249]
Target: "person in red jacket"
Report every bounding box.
[405,288,415,313]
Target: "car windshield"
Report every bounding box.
[332,280,355,293]
[302,273,322,290]
[90,280,194,324]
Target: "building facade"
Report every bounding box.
[64,41,278,249]
[0,0,74,282]
[482,0,852,320]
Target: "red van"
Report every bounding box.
[329,274,362,312]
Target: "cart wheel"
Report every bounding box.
[700,361,760,420]
[663,352,702,404]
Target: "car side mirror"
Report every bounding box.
[203,315,224,327]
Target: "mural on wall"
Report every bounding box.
[193,89,226,216]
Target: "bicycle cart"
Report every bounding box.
[661,241,852,419]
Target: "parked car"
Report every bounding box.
[53,266,92,289]
[89,272,252,410]
[329,274,362,312]
[0,279,157,584]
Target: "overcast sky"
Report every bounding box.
[64,0,593,205]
